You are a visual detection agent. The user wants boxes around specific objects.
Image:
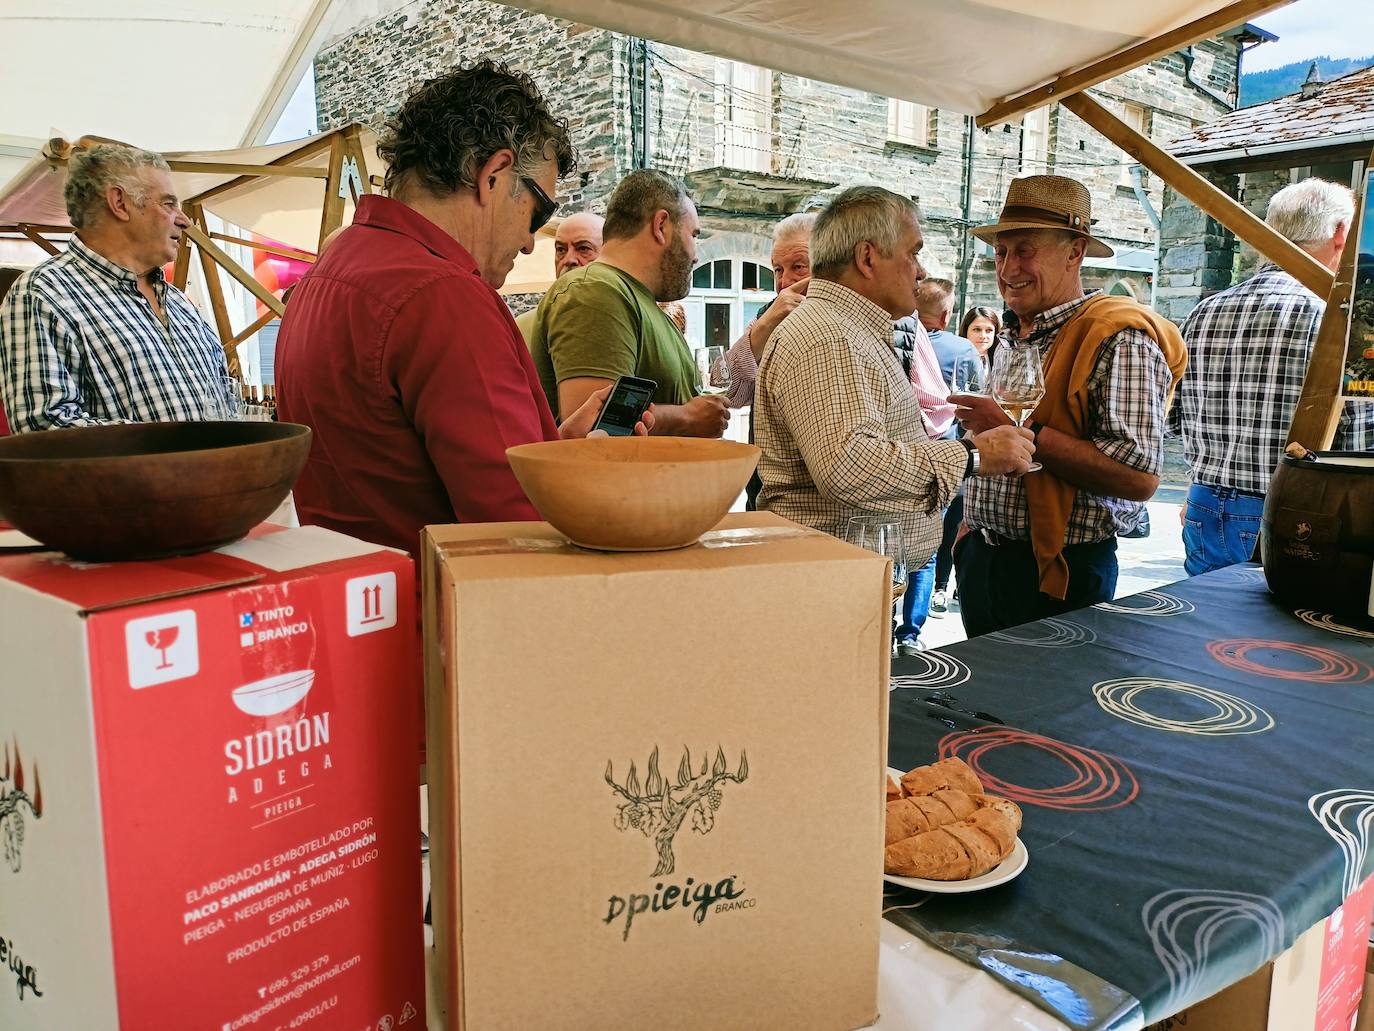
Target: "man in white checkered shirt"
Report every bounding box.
[0,145,232,433]
[1171,177,1372,576]
[755,186,1035,581]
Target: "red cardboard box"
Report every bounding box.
[0,526,424,1030]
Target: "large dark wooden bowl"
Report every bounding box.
[0,421,311,561]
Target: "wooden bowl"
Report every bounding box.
[0,421,311,561]
[506,437,761,551]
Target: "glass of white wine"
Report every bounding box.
[991,342,1045,473]
[694,346,732,397]
[844,517,909,610]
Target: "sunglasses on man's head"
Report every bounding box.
[522,177,559,234]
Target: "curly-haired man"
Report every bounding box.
[276,60,648,556]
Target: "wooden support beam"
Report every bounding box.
[208,232,316,264]
[977,0,1293,127]
[17,225,60,255]
[166,160,326,179]
[183,222,286,318]
[1060,91,1334,299]
[1287,157,1370,450]
[185,203,241,379]
[230,309,278,348]
[319,134,349,252]
[171,229,192,290]
[182,130,340,208]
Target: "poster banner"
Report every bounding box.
[1343,168,1374,400]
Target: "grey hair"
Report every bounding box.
[65,145,170,229]
[811,186,920,279]
[602,169,692,242]
[1266,178,1355,246]
[772,211,817,248]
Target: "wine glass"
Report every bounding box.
[694,346,732,397]
[991,343,1045,473]
[145,626,180,669]
[844,517,910,618]
[949,354,988,398]
[203,377,242,420]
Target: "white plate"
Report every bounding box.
[884,766,1029,893]
[883,837,1028,893]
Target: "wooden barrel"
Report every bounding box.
[1262,452,1374,616]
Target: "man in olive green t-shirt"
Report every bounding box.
[528,170,728,438]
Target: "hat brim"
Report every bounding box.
[970,221,1114,259]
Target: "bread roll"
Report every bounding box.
[884,802,1019,880]
[884,789,983,844]
[899,756,983,798]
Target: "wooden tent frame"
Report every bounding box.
[0,124,372,378]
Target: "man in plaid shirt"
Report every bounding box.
[0,145,232,432]
[755,186,1034,585]
[1172,178,1371,575]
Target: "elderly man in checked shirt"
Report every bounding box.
[950,176,1186,637]
[755,186,1034,600]
[0,145,234,432]
[1171,178,1372,576]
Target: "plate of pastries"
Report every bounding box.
[884,756,1027,893]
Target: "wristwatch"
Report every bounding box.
[959,438,980,478]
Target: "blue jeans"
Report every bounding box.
[896,553,936,642]
[1182,482,1265,577]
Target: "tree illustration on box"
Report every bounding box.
[0,737,43,873]
[606,745,748,876]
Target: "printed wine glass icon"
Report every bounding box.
[145,626,180,669]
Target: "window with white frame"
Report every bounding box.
[683,257,777,350]
[714,60,771,172]
[1020,107,1049,175]
[887,99,932,147]
[1119,103,1147,187]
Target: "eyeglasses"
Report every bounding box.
[521,177,559,233]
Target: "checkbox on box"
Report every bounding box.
[240,632,254,647]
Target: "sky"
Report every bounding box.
[1245,0,1374,71]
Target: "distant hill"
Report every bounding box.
[1240,55,1374,107]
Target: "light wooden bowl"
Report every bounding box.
[506,437,761,551]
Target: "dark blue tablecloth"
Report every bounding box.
[883,564,1374,1030]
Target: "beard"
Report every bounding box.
[658,235,694,302]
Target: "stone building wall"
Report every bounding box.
[316,3,1243,322]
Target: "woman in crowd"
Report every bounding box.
[958,305,1000,357]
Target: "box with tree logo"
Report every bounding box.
[423,513,890,1030]
[0,525,424,1030]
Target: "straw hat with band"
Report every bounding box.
[970,175,1114,259]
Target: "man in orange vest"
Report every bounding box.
[950,176,1186,636]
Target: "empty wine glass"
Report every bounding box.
[694,346,732,397]
[844,517,909,611]
[991,343,1045,473]
[949,354,988,397]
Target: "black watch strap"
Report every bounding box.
[958,437,976,478]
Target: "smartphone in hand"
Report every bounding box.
[591,375,656,437]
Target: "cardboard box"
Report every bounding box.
[1145,873,1374,1031]
[0,526,424,1030]
[423,513,890,1031]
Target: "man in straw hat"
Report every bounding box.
[950,175,1186,636]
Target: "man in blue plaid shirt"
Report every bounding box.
[0,145,231,432]
[1171,178,1373,575]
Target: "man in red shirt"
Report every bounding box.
[276,61,646,555]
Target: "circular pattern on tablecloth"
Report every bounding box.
[1295,610,1374,640]
[1206,639,1374,683]
[1092,677,1274,736]
[1095,591,1196,616]
[986,618,1097,648]
[890,651,971,692]
[938,728,1139,811]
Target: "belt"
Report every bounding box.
[976,528,1114,550]
[1194,482,1265,500]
